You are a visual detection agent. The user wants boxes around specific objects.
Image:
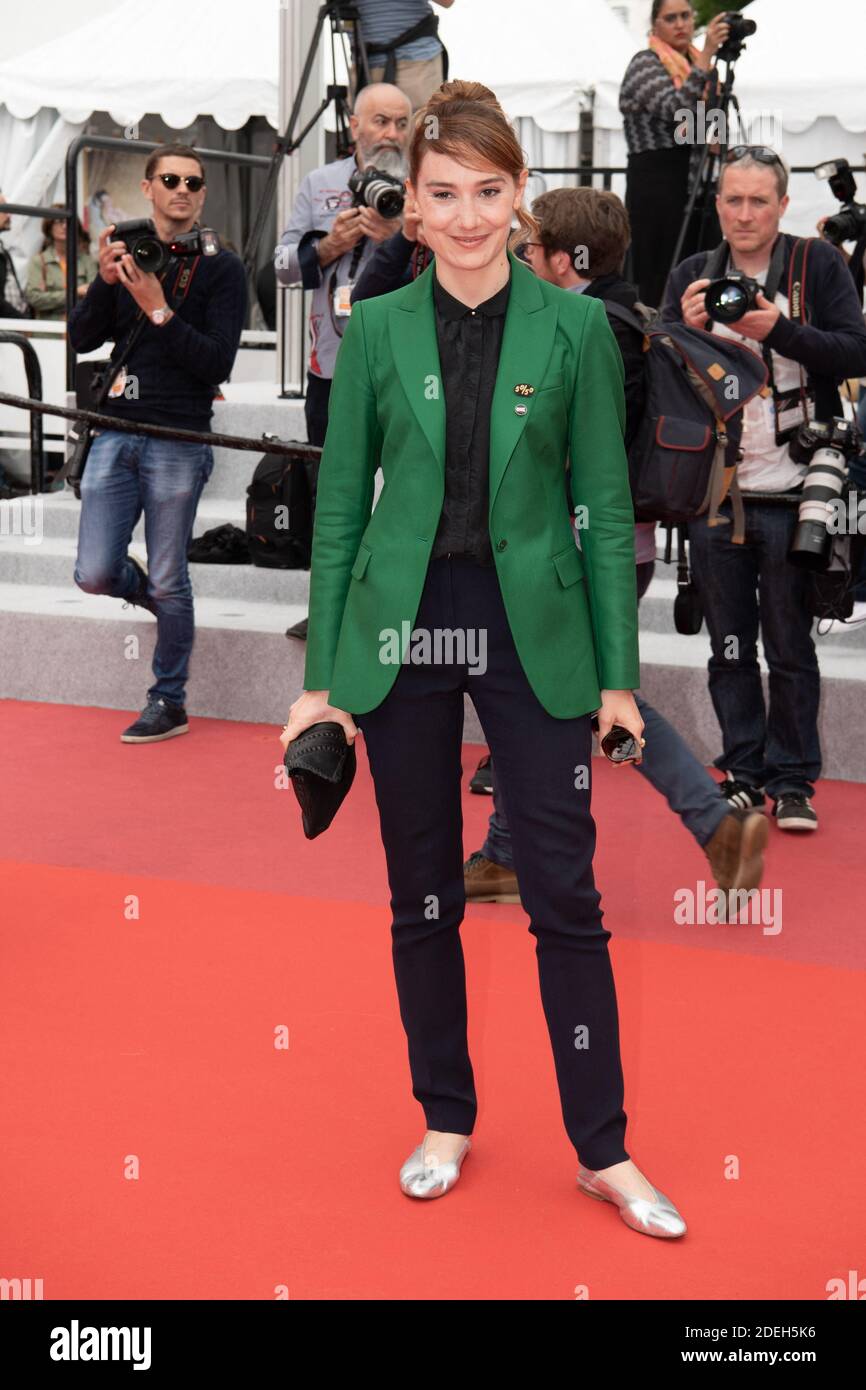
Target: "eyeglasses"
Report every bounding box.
[725,146,784,170]
[155,173,206,192]
[657,9,695,25]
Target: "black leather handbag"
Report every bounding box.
[283,721,356,839]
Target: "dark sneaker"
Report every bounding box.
[121,698,189,743]
[469,753,493,795]
[123,555,157,615]
[704,809,769,892]
[285,616,308,640]
[464,850,521,904]
[773,793,818,832]
[721,771,766,812]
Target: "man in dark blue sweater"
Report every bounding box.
[662,147,866,832]
[68,143,247,743]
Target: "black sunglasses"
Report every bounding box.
[156,172,206,192]
[724,146,784,170]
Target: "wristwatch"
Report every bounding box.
[150,305,173,327]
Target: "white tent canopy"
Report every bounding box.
[711,0,866,235]
[0,0,279,286]
[0,0,279,130]
[435,0,636,131]
[733,0,866,135]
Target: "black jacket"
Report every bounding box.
[67,247,248,432]
[661,233,866,420]
[582,273,646,449]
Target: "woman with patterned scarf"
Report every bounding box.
[619,1,730,308]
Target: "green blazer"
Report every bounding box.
[303,247,640,719]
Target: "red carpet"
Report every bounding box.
[2,698,864,1300]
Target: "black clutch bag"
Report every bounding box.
[283,721,356,838]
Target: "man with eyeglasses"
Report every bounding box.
[661,145,866,832]
[68,143,247,743]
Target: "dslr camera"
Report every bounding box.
[347,165,405,220]
[788,418,862,569]
[814,159,866,246]
[112,218,220,275]
[716,11,758,63]
[704,269,762,324]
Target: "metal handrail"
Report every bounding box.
[0,332,45,492]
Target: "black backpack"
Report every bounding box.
[245,439,320,569]
[604,302,769,544]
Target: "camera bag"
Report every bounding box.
[246,440,320,568]
[606,305,769,541]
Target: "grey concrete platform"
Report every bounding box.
[2,387,865,778]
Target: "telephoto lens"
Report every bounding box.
[704,271,761,324]
[788,420,857,569]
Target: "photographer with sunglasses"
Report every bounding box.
[68,143,248,744]
[661,145,866,833]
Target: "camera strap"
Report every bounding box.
[57,255,202,487]
[704,235,815,445]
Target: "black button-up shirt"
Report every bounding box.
[430,267,511,567]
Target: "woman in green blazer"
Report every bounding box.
[281,81,686,1239]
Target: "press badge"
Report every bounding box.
[108,366,128,398]
[333,283,354,317]
[776,391,815,440]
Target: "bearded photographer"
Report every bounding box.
[68,143,247,744]
[661,147,866,832]
[274,82,411,638]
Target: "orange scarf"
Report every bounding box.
[648,33,700,88]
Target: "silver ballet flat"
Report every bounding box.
[576,1163,687,1238]
[399,1135,472,1199]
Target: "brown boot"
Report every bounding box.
[464,850,521,904]
[704,809,769,893]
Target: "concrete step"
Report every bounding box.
[2,580,866,778]
[0,532,312,603]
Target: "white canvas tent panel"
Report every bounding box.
[0,0,279,130]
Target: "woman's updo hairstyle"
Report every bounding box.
[407,79,540,252]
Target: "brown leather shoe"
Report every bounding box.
[704,809,769,893]
[464,850,521,904]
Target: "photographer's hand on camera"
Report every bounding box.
[279,691,359,754]
[96,224,128,286]
[729,290,781,341]
[681,277,712,329]
[694,12,731,70]
[317,209,367,266]
[356,205,402,245]
[115,251,171,321]
[682,276,781,341]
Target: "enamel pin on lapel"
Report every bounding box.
[514,383,534,415]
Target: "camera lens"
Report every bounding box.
[705,278,750,323]
[133,237,166,273]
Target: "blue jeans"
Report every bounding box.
[686,497,821,801]
[74,430,214,707]
[481,560,730,870]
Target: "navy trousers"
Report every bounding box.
[352,553,630,1171]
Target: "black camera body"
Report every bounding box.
[788,418,862,570]
[347,165,405,220]
[717,11,757,63]
[814,158,866,246]
[704,270,762,324]
[112,218,220,274]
